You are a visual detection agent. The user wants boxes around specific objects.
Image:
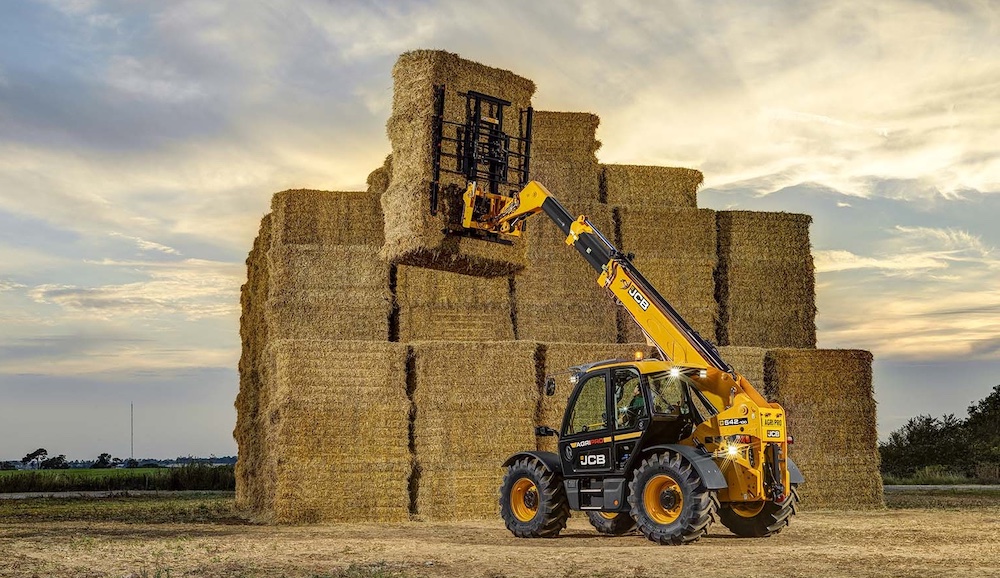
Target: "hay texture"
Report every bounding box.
[265,245,391,341]
[716,211,816,348]
[235,214,272,511]
[381,50,535,276]
[254,340,411,524]
[528,112,602,204]
[411,341,539,520]
[537,343,655,453]
[616,207,717,344]
[764,349,882,509]
[715,346,767,391]
[271,189,383,246]
[514,203,618,342]
[396,266,514,341]
[602,164,702,207]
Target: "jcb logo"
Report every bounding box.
[628,286,650,311]
[580,454,606,466]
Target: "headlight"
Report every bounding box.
[727,445,739,457]
[669,367,680,378]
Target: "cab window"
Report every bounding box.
[648,371,688,417]
[612,367,645,429]
[566,374,608,435]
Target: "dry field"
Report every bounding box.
[1,490,999,578]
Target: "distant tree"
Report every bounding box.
[0,461,16,471]
[92,453,114,469]
[21,448,48,469]
[879,414,968,477]
[39,454,70,470]
[965,384,1000,465]
[125,458,139,468]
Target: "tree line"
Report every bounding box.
[880,384,1000,482]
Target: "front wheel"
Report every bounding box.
[499,457,570,538]
[628,451,718,545]
[718,484,800,537]
[586,511,636,536]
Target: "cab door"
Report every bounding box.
[558,370,614,477]
[610,366,647,472]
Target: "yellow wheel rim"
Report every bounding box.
[511,478,539,522]
[730,501,766,518]
[598,512,618,520]
[643,474,683,525]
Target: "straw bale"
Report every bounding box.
[715,346,767,390]
[396,265,514,341]
[381,50,534,276]
[366,155,393,196]
[527,112,601,204]
[616,207,717,342]
[411,341,539,519]
[265,244,391,341]
[602,164,701,207]
[764,349,882,509]
[514,203,618,342]
[537,343,655,453]
[271,189,383,246]
[716,211,816,348]
[256,340,411,524]
[235,214,272,511]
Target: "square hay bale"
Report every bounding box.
[366,155,393,196]
[265,245,391,341]
[235,214,272,510]
[514,203,618,342]
[257,340,411,524]
[271,189,383,246]
[716,346,767,390]
[537,343,655,453]
[411,341,539,520]
[381,50,534,276]
[528,112,602,204]
[716,211,816,348]
[601,164,702,207]
[764,349,883,509]
[396,265,514,342]
[616,207,717,343]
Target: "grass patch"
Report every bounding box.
[0,464,235,492]
[882,465,972,485]
[0,493,245,524]
[315,563,410,578]
[885,487,1000,509]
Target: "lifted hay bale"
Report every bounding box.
[265,245,391,341]
[396,265,514,341]
[271,189,383,246]
[256,340,411,524]
[601,164,702,207]
[616,207,717,342]
[366,155,393,197]
[716,211,816,348]
[411,341,539,519]
[528,112,602,204]
[381,50,535,276]
[537,343,655,453]
[764,349,883,509]
[514,203,618,342]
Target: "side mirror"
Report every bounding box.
[535,426,558,437]
[544,377,557,397]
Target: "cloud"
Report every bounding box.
[0,279,26,291]
[108,232,180,255]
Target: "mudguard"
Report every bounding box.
[787,456,805,485]
[641,444,728,490]
[502,451,562,474]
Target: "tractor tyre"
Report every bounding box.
[628,451,718,545]
[499,457,570,538]
[586,511,637,536]
[719,484,800,537]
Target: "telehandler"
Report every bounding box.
[429,87,803,545]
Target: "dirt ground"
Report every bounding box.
[2,502,1000,578]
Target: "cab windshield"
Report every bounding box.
[646,371,716,423]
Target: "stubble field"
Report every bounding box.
[1,489,998,578]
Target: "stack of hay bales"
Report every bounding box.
[236,49,881,522]
[380,50,533,276]
[716,211,816,348]
[765,349,882,508]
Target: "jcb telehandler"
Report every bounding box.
[429,88,803,545]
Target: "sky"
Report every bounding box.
[1,0,998,460]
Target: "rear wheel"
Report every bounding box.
[628,451,718,545]
[719,484,799,537]
[586,511,636,536]
[499,458,570,538]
